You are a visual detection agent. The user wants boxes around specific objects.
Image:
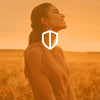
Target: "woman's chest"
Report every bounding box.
[41,49,69,79]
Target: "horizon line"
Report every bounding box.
[0,48,100,53]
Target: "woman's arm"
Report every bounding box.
[57,47,76,100]
[25,47,56,100]
[57,46,65,60]
[68,80,77,100]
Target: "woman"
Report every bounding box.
[24,3,76,100]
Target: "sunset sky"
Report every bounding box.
[0,0,100,51]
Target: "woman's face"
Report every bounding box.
[47,5,67,32]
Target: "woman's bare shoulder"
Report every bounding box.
[24,46,42,74]
[24,45,41,58]
[56,46,63,53]
[56,46,64,59]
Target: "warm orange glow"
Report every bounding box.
[0,0,100,51]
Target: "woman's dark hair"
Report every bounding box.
[28,3,52,46]
[24,3,52,87]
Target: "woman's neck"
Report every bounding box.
[42,27,59,47]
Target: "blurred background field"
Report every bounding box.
[0,49,100,100]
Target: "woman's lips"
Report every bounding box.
[61,19,65,23]
[61,19,65,21]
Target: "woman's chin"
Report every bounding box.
[60,24,67,30]
[52,25,67,32]
[64,25,67,28]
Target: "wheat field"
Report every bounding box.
[0,49,100,100]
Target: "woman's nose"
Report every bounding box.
[60,13,65,18]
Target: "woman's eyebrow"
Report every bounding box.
[52,8,59,11]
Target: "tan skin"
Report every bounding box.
[41,5,66,46]
[25,5,76,100]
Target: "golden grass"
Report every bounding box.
[0,49,100,100]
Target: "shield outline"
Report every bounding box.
[42,30,58,50]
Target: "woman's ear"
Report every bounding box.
[41,17,49,25]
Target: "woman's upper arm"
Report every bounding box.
[25,47,42,75]
[24,47,57,100]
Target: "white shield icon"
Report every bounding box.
[42,30,58,50]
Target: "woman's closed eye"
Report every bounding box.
[54,11,59,14]
[53,9,60,14]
